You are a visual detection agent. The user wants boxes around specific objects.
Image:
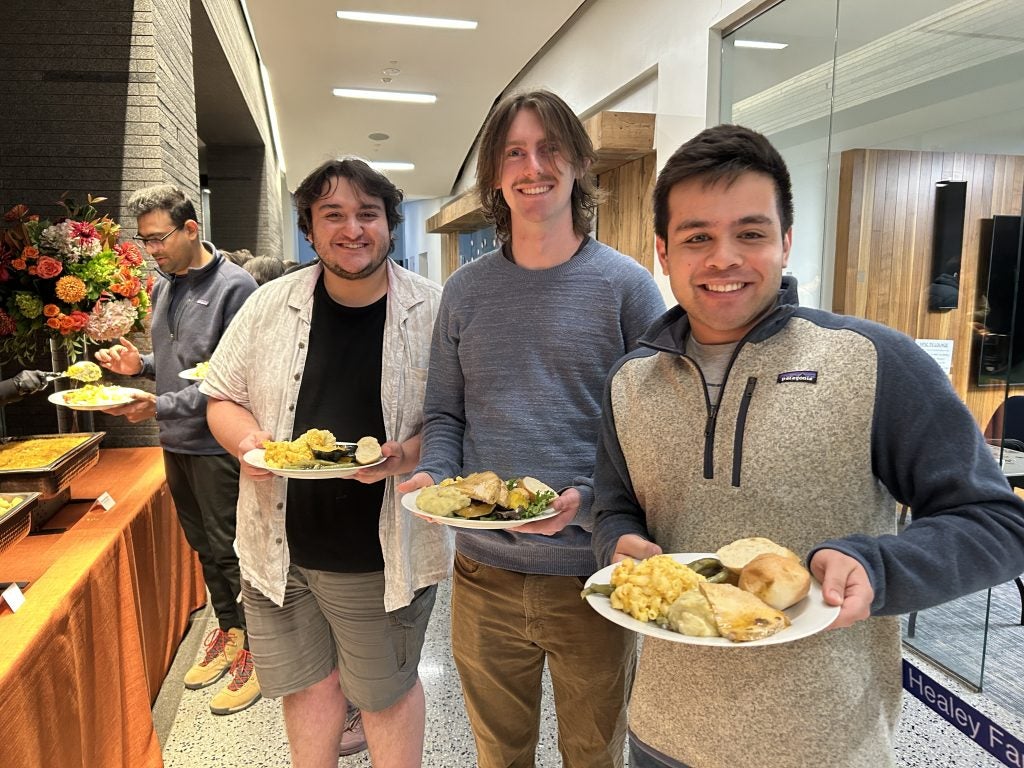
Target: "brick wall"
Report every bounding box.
[0,0,200,447]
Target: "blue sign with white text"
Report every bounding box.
[903,659,1024,766]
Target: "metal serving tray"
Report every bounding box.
[0,432,106,496]
[0,491,41,558]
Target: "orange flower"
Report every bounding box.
[46,317,61,329]
[21,246,38,260]
[55,275,87,303]
[43,304,60,318]
[11,258,26,270]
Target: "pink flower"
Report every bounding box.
[35,256,63,279]
[69,221,98,241]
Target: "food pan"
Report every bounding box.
[0,432,106,496]
[0,491,41,558]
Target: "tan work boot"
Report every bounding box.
[339,706,368,756]
[183,627,242,690]
[210,648,261,715]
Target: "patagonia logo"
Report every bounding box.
[196,299,209,306]
[778,370,818,384]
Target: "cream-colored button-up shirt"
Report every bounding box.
[200,259,453,610]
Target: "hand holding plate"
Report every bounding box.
[239,430,274,480]
[101,391,156,422]
[513,487,579,535]
[808,548,874,629]
[612,533,663,564]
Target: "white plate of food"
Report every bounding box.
[583,552,840,647]
[242,446,386,479]
[47,386,147,411]
[178,365,208,381]
[401,477,559,530]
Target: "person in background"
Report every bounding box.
[223,248,254,267]
[0,370,49,406]
[399,89,665,768]
[94,184,261,715]
[201,157,452,768]
[591,123,1024,768]
[243,255,285,286]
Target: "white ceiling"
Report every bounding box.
[244,1,584,199]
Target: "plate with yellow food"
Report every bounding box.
[582,539,839,647]
[401,471,559,529]
[47,385,147,411]
[178,361,211,381]
[243,429,386,479]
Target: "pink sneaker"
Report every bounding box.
[339,707,367,756]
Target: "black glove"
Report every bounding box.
[13,369,48,395]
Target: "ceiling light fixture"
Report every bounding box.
[733,39,788,50]
[333,87,436,104]
[336,11,477,30]
[369,161,415,172]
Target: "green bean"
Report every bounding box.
[580,583,615,599]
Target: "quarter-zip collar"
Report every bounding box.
[639,275,799,485]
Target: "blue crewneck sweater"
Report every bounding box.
[416,237,665,576]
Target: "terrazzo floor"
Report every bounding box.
[159,578,1024,767]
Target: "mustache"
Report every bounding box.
[512,175,558,186]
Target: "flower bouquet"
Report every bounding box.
[0,195,152,365]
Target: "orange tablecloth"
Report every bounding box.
[0,447,205,768]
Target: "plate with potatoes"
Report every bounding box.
[582,537,840,646]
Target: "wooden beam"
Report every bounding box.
[585,111,655,175]
[426,189,487,234]
[427,111,656,235]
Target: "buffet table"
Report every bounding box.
[0,447,204,768]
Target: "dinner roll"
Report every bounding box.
[738,553,811,611]
[715,536,800,574]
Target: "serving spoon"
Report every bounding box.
[45,361,103,383]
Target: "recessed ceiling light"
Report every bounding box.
[733,39,788,50]
[336,11,477,30]
[333,87,436,104]
[369,161,415,172]
[368,132,390,141]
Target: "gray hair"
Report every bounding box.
[126,184,198,227]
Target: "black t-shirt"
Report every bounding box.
[286,276,387,572]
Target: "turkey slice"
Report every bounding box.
[699,582,791,642]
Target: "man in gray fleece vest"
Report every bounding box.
[401,90,665,767]
[95,184,260,715]
[591,124,1024,768]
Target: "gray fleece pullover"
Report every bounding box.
[138,244,257,454]
[416,237,665,576]
[592,277,1024,767]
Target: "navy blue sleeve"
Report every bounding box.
[810,327,1024,615]
[592,359,653,566]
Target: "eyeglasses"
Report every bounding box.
[133,225,182,248]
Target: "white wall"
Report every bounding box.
[398,198,447,285]
[453,0,759,303]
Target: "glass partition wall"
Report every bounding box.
[721,0,1024,703]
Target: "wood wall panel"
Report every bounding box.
[596,153,656,272]
[834,148,1024,430]
[441,233,460,281]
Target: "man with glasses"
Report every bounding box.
[94,184,261,715]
